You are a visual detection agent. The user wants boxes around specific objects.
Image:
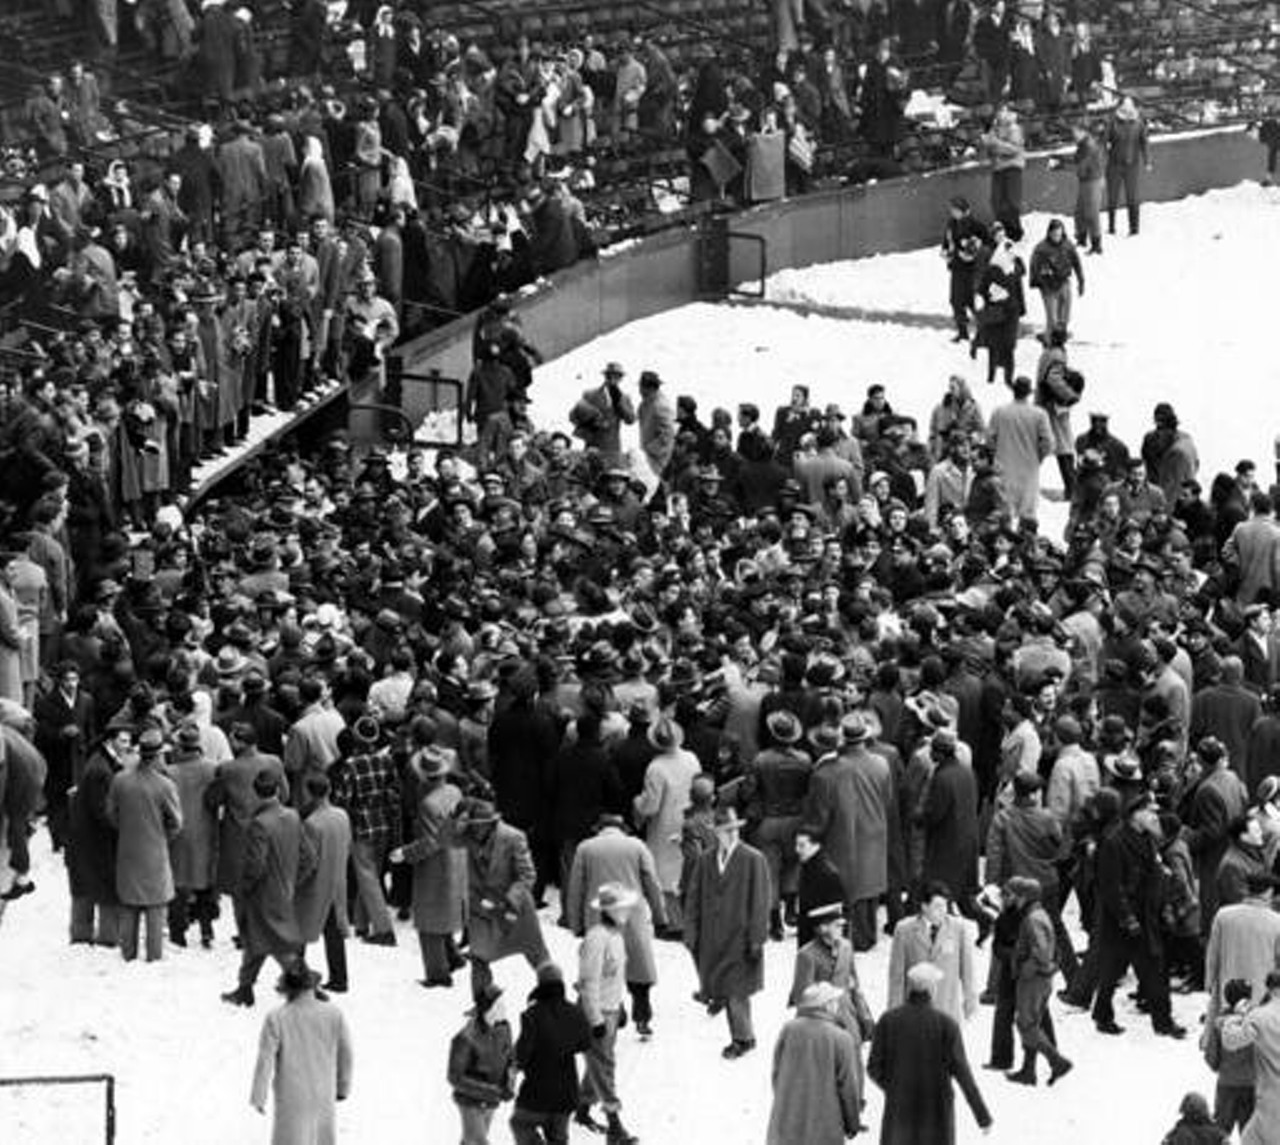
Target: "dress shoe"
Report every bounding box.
[419,977,452,989]
[1005,1067,1037,1086]
[323,981,349,994]
[1,880,35,901]
[362,931,397,947]
[1048,1059,1074,1085]
[221,985,255,1007]
[982,1061,1012,1071]
[951,331,969,343]
[636,1020,653,1040]
[721,1039,755,1059]
[1154,1022,1187,1040]
[1094,1019,1125,1035]
[1057,990,1087,1009]
[706,998,725,1017]
[574,1105,606,1133]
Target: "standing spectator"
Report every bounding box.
[637,370,676,486]
[167,721,219,948]
[389,747,467,988]
[250,960,353,1144]
[448,982,516,1144]
[330,719,401,947]
[1222,494,1280,607]
[868,961,993,1144]
[0,552,22,706]
[1029,219,1085,338]
[795,825,847,947]
[569,363,636,465]
[1064,121,1105,254]
[1222,968,1280,1142]
[683,806,772,1059]
[1142,403,1200,506]
[196,0,238,102]
[221,768,317,1006]
[510,962,592,1145]
[296,772,353,994]
[1186,735,1249,939]
[633,715,700,930]
[919,728,981,913]
[33,660,95,852]
[218,120,269,248]
[1106,95,1150,237]
[767,981,863,1145]
[283,676,345,799]
[1160,1092,1229,1145]
[565,814,667,1039]
[981,107,1027,240]
[887,883,978,1027]
[972,225,1025,389]
[574,883,640,1143]
[1209,978,1257,1138]
[66,718,128,941]
[988,377,1054,523]
[106,725,182,962]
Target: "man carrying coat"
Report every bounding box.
[222,767,317,1006]
[684,805,772,1059]
[106,725,183,962]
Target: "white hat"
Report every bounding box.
[906,962,945,993]
[798,981,844,1010]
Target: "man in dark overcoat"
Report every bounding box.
[34,660,96,851]
[919,729,979,910]
[868,961,992,1145]
[66,718,128,943]
[222,767,316,1005]
[297,772,352,993]
[683,806,772,1059]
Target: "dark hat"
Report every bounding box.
[175,722,202,751]
[458,798,501,827]
[469,982,504,1016]
[277,959,323,994]
[1013,770,1044,797]
[137,726,166,758]
[535,961,564,987]
[840,712,870,745]
[647,715,684,752]
[603,361,625,377]
[712,806,744,831]
[808,723,841,756]
[638,370,662,389]
[413,745,452,778]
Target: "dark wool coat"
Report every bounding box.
[488,701,561,830]
[804,746,894,904]
[797,850,848,947]
[1184,766,1249,928]
[400,781,466,935]
[212,750,289,893]
[66,747,121,903]
[868,997,992,1145]
[1189,682,1261,782]
[1246,714,1280,796]
[767,1008,862,1145]
[921,757,980,897]
[295,801,351,943]
[514,980,593,1114]
[549,740,623,847]
[33,686,94,794]
[1096,821,1165,946]
[107,761,182,906]
[684,841,772,999]
[240,797,316,958]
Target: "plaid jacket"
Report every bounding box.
[332,750,402,847]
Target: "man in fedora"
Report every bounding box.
[449,797,550,995]
[565,813,667,1040]
[684,805,772,1058]
[804,711,894,951]
[575,882,640,1143]
[390,746,468,987]
[745,709,813,941]
[330,715,399,947]
[297,772,353,994]
[569,363,636,466]
[106,725,183,962]
[283,675,345,804]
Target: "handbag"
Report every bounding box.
[700,139,742,188]
[787,128,815,173]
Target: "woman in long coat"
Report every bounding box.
[768,985,862,1145]
[251,962,353,1145]
[633,716,701,926]
[393,748,467,985]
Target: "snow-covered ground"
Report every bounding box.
[0,833,1211,1144]
[533,181,1280,538]
[5,184,1277,1144]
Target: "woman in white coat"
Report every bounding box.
[251,960,353,1145]
[633,715,701,929]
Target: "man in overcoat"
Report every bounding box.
[66,717,128,942]
[34,660,95,851]
[683,806,772,1058]
[887,882,978,1027]
[390,746,467,987]
[869,961,993,1144]
[565,813,667,1037]
[106,725,182,961]
[297,772,353,993]
[222,768,317,1005]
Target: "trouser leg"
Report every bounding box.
[1091,933,1132,1025]
[324,906,348,987]
[1132,941,1172,1026]
[627,981,652,1025]
[850,898,877,950]
[726,995,755,1043]
[581,1011,620,1111]
[119,906,141,961]
[458,1101,495,1145]
[1124,165,1141,233]
[144,904,165,961]
[70,895,95,943]
[350,837,394,936]
[239,950,268,989]
[470,956,494,996]
[1044,889,1078,981]
[98,903,120,946]
[419,930,451,980]
[990,963,1017,1066]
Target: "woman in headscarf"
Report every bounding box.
[972,223,1025,389]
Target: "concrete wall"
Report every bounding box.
[393,125,1259,430]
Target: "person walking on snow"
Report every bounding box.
[1029,219,1084,338]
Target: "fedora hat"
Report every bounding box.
[458,798,501,827]
[712,805,744,831]
[797,981,844,1010]
[590,881,640,913]
[765,709,803,746]
[808,723,841,756]
[840,712,870,745]
[214,645,247,678]
[174,722,202,752]
[466,679,498,703]
[137,725,166,759]
[648,715,684,752]
[1102,751,1142,782]
[413,745,452,778]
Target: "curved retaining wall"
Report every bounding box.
[390,124,1260,434]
